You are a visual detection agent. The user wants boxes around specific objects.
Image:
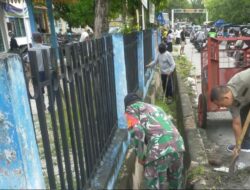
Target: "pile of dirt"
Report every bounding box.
[197,128,250,189]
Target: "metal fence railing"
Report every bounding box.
[27,36,117,189]
[124,32,139,93]
[42,33,81,46]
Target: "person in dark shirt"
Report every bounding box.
[9,32,19,52]
[180,28,186,55]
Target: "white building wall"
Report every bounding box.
[0,1,32,52]
[0,6,8,52]
[55,18,69,34]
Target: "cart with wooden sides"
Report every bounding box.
[198,36,250,128]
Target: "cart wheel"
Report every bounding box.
[198,94,207,128]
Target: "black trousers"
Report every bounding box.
[166,42,173,52]
[161,73,174,98]
[241,103,250,148]
[176,38,180,44]
[39,71,46,94]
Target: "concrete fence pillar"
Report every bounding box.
[158,30,161,44]
[137,31,144,97]
[26,0,36,34]
[152,29,156,61]
[157,30,161,47]
[46,0,58,49]
[112,34,128,128]
[0,54,45,189]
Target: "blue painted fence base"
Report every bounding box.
[0,54,45,189]
[91,129,129,189]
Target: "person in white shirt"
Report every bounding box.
[175,29,181,45]
[79,25,94,42]
[146,43,176,104]
[79,29,89,42]
[166,30,174,53]
[29,32,50,93]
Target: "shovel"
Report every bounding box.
[228,109,250,175]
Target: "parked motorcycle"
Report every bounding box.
[226,41,236,57]
[234,40,245,67]
[194,40,204,52]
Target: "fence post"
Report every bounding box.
[26,0,36,34]
[112,34,128,128]
[151,29,156,61]
[158,30,161,44]
[137,31,145,97]
[46,0,58,49]
[0,54,45,189]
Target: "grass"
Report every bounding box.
[155,98,177,123]
[175,55,193,80]
[187,165,205,182]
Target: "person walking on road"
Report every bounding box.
[210,68,250,155]
[180,28,186,55]
[175,29,181,45]
[124,93,185,189]
[166,29,174,53]
[146,43,176,104]
[30,33,50,92]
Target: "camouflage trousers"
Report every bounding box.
[144,152,184,189]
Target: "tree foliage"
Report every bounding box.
[204,0,250,24]
[94,0,109,38]
[188,0,205,24]
[53,0,140,36]
[53,0,131,32]
[53,0,95,28]
[151,0,190,13]
[151,0,206,24]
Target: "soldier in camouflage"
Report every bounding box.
[124,93,185,189]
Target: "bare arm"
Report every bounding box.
[232,115,242,147]
[146,54,158,67]
[168,53,176,72]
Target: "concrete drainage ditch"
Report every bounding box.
[115,70,209,189]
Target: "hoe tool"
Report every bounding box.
[229,109,250,175]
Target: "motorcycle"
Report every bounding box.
[234,40,245,67]
[194,40,204,52]
[226,41,236,57]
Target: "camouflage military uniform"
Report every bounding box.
[125,101,185,189]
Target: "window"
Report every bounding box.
[8,18,26,37]
[0,28,5,52]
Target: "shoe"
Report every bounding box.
[227,144,250,153]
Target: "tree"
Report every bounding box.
[188,0,205,24]
[54,0,124,37]
[204,0,250,24]
[151,0,190,21]
[94,0,109,38]
[53,0,95,29]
